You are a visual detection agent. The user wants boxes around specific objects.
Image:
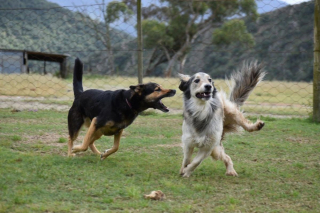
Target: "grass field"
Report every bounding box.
[0,74,313,116]
[0,108,319,212]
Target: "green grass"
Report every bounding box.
[0,109,319,212]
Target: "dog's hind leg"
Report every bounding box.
[100,129,123,160]
[225,106,264,132]
[236,113,264,132]
[68,108,84,157]
[68,135,78,157]
[211,145,238,177]
[72,117,103,154]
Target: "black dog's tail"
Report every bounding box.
[228,61,266,107]
[73,58,83,99]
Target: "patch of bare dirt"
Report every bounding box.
[286,136,312,144]
[23,132,67,147]
[0,95,309,119]
[0,95,70,111]
[156,143,181,148]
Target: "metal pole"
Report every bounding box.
[313,0,320,122]
[137,0,143,84]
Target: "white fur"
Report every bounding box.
[180,91,227,177]
[179,71,265,178]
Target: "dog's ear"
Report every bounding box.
[178,73,190,82]
[130,84,145,94]
[178,74,190,92]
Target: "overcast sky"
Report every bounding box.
[49,0,311,6]
[280,0,310,4]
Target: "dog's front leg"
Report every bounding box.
[180,142,195,176]
[100,129,123,160]
[89,143,101,155]
[72,117,102,154]
[181,147,211,178]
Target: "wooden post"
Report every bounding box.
[137,0,143,84]
[314,0,320,122]
[60,58,67,78]
[44,60,47,75]
[22,51,28,74]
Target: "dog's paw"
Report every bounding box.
[225,169,238,177]
[182,173,191,178]
[179,167,185,176]
[100,149,110,161]
[71,146,82,153]
[257,121,265,130]
[100,155,106,161]
[68,153,76,157]
[181,168,192,178]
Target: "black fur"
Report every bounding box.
[68,58,176,139]
[179,76,194,100]
[73,58,84,99]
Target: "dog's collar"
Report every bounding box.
[126,98,132,109]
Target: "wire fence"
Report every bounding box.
[0,0,314,117]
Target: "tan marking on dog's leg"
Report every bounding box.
[89,143,101,155]
[72,117,102,153]
[225,106,264,132]
[236,112,264,132]
[68,135,77,157]
[211,145,238,177]
[100,129,123,160]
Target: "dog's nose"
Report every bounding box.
[204,84,212,90]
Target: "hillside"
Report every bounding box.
[0,0,135,74]
[185,1,314,82]
[48,0,288,15]
[0,0,314,81]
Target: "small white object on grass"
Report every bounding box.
[144,190,166,201]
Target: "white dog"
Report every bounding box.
[178,61,266,177]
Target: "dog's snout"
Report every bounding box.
[204,84,212,90]
[169,89,176,96]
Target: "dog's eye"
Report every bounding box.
[194,79,200,83]
[208,79,212,82]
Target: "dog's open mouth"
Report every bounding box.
[156,99,169,112]
[154,90,176,112]
[196,92,211,100]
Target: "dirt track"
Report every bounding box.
[0,95,308,118]
[0,95,70,111]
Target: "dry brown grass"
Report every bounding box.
[0,74,313,115]
[0,74,71,97]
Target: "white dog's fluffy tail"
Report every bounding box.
[228,61,266,107]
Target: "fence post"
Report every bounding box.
[137,0,143,84]
[314,0,320,122]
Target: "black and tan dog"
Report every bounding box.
[68,58,176,160]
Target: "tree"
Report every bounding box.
[77,0,132,74]
[126,0,258,76]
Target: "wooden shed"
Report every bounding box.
[0,49,69,78]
